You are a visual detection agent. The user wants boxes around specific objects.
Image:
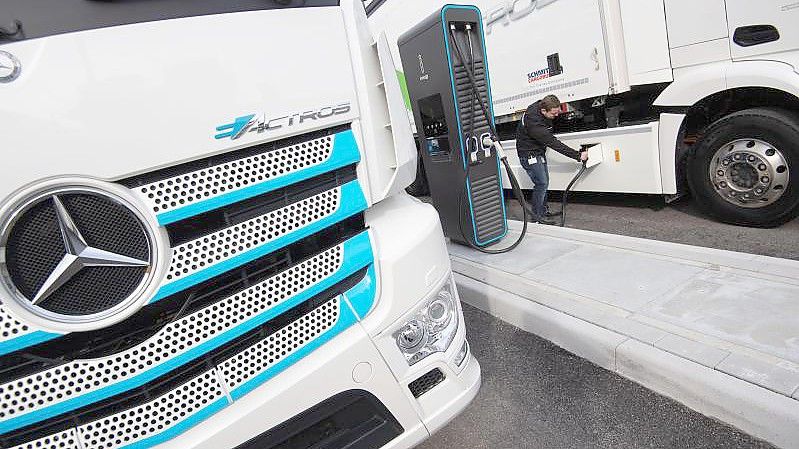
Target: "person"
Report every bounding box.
[516,94,588,224]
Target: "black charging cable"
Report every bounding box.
[560,161,587,227]
[448,24,532,254]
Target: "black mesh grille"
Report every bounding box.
[61,194,149,261]
[4,193,150,315]
[4,198,65,299]
[37,266,148,316]
[409,368,445,398]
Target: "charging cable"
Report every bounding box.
[449,24,533,254]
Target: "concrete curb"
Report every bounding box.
[506,221,799,284]
[456,272,799,449]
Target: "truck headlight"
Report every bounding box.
[393,277,460,365]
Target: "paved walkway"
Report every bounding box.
[449,221,799,449]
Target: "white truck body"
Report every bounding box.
[370,0,799,226]
[0,2,478,449]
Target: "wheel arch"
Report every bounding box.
[656,59,799,166]
[654,60,799,108]
[662,86,799,197]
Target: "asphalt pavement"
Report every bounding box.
[417,304,777,449]
[501,193,799,260]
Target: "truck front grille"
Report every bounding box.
[0,124,376,449]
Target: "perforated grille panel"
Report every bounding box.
[0,288,367,449]
[8,429,79,449]
[219,298,341,391]
[133,135,335,215]
[0,307,32,344]
[0,125,368,449]
[165,187,341,283]
[76,370,225,449]
[0,245,344,422]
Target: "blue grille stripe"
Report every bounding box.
[0,330,59,358]
[121,269,376,449]
[1,268,376,449]
[156,130,361,225]
[151,180,367,303]
[0,232,373,435]
[344,264,377,319]
[0,131,363,356]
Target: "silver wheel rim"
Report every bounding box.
[709,138,790,209]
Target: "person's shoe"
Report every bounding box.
[535,218,557,225]
[545,210,563,218]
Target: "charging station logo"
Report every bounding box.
[418,54,429,82]
[214,103,351,140]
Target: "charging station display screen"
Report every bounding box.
[418,94,451,158]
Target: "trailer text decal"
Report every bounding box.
[484,0,560,34]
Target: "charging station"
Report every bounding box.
[399,5,507,247]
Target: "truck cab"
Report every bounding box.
[0,2,479,449]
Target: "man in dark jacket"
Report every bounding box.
[516,94,588,223]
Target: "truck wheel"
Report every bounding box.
[405,154,430,197]
[688,108,799,227]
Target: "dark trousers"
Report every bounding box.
[519,153,548,218]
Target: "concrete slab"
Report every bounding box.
[716,353,799,397]
[453,257,667,345]
[520,246,705,312]
[447,234,579,275]
[640,270,799,364]
[451,256,633,319]
[653,334,730,369]
[616,340,799,449]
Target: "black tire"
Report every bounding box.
[405,151,430,197]
[687,108,799,227]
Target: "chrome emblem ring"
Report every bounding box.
[0,50,21,83]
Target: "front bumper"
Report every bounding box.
[159,193,481,449]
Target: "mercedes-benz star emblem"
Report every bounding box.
[33,195,150,304]
[0,50,21,83]
[0,181,165,332]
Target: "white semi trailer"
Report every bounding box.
[369,0,799,227]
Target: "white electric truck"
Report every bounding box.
[0,2,479,449]
[370,0,799,227]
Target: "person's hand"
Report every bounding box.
[580,151,589,162]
